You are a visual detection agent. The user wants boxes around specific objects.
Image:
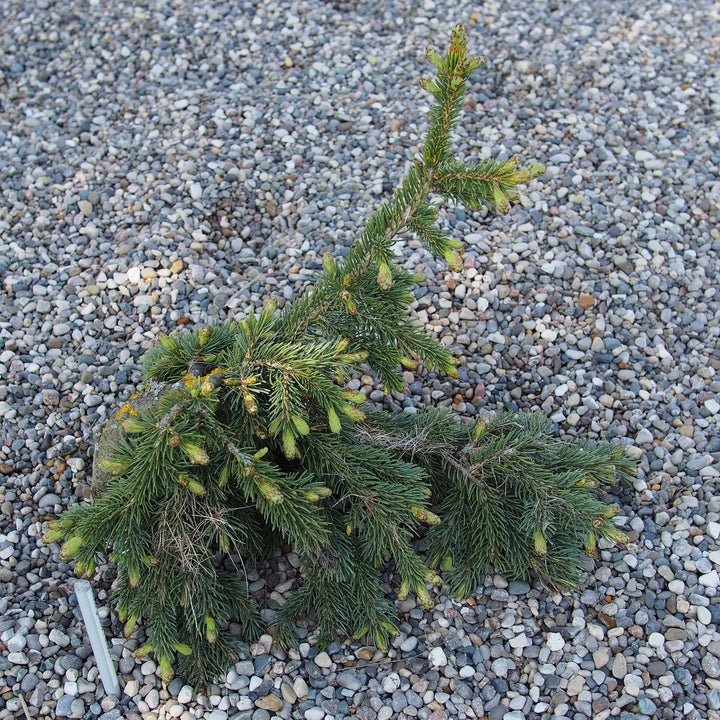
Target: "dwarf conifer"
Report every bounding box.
[44,25,635,685]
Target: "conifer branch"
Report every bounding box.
[279,23,542,385]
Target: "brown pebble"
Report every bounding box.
[255,694,283,712]
[599,612,616,629]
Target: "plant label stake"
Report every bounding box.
[74,579,121,698]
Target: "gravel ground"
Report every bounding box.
[1,0,720,718]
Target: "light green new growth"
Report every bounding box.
[43,25,633,686]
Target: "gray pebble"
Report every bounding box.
[336,670,365,691]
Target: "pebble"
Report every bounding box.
[612,654,628,680]
[593,648,610,668]
[428,647,448,667]
[697,606,712,625]
[7,633,27,653]
[705,399,720,414]
[336,670,365,691]
[382,672,401,693]
[56,695,85,718]
[492,657,516,678]
[638,697,657,715]
[703,654,720,678]
[280,682,296,704]
[294,677,309,699]
[624,674,644,697]
[255,694,283,712]
[567,675,585,696]
[546,632,564,652]
[509,632,531,649]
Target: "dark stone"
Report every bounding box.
[492,678,508,693]
[321,699,340,714]
[20,673,39,692]
[488,706,507,720]
[253,655,271,674]
[648,661,667,676]
[708,603,720,624]
[545,675,562,689]
[59,654,83,670]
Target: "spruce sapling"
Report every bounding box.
[44,25,635,685]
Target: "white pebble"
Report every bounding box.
[428,646,447,667]
[509,632,531,649]
[381,672,401,693]
[668,580,685,595]
[705,399,720,414]
[546,632,564,652]
[624,674,644,697]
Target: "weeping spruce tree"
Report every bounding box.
[44,26,635,685]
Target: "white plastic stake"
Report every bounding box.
[74,579,121,697]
